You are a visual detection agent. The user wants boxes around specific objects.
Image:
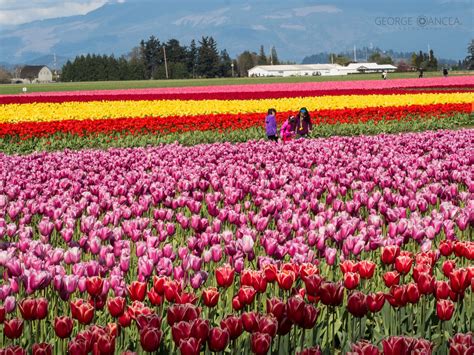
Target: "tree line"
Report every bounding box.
[61,37,281,81]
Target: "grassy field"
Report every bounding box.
[1,71,472,95]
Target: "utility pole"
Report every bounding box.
[163,46,169,79]
[270,45,273,65]
[354,45,357,62]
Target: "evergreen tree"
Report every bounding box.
[197,36,220,78]
[270,46,279,65]
[237,51,256,76]
[218,49,232,77]
[257,45,267,65]
[187,39,198,78]
[465,39,474,70]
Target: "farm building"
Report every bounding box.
[248,62,398,77]
[18,65,53,83]
[248,64,346,77]
[338,62,398,74]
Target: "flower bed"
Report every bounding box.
[0,129,472,353]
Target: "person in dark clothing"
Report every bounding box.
[295,107,312,138]
[418,68,424,78]
[443,68,448,77]
[265,108,278,141]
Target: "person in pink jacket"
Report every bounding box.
[280,115,296,142]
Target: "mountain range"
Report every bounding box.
[0,0,472,66]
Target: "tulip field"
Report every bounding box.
[0,76,473,354]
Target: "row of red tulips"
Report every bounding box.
[0,103,470,139]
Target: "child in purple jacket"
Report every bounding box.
[265,108,278,141]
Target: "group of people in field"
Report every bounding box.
[265,107,313,142]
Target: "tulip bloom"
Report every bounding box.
[140,327,163,352]
[4,318,24,339]
[347,291,368,318]
[319,282,344,307]
[128,281,147,302]
[251,332,272,355]
[436,299,455,321]
[276,269,296,290]
[344,272,360,290]
[208,327,230,352]
[86,276,103,297]
[32,343,52,355]
[358,260,376,279]
[202,287,219,308]
[54,316,73,339]
[395,255,413,275]
[220,315,243,340]
[381,245,400,265]
[107,297,125,318]
[215,264,235,288]
[383,271,400,288]
[367,292,385,313]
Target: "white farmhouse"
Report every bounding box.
[19,65,53,83]
[248,64,346,77]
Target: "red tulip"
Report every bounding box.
[208,327,229,352]
[86,276,103,297]
[128,281,147,302]
[107,297,126,318]
[367,292,385,313]
[442,260,456,278]
[0,306,5,323]
[395,255,412,275]
[70,299,94,325]
[252,272,268,293]
[106,322,120,338]
[277,269,296,290]
[139,327,162,352]
[319,281,344,307]
[242,312,259,333]
[287,296,305,325]
[95,334,115,355]
[4,318,24,339]
[163,280,180,303]
[417,273,435,295]
[251,332,272,355]
[238,286,257,305]
[147,288,163,306]
[340,260,359,274]
[153,275,168,295]
[383,271,400,288]
[351,340,380,355]
[406,283,421,304]
[277,316,293,336]
[172,321,192,345]
[136,313,162,330]
[437,299,455,321]
[303,274,323,296]
[220,315,243,340]
[435,281,451,300]
[216,264,234,288]
[118,309,132,328]
[68,339,88,355]
[191,318,210,343]
[263,263,278,283]
[301,304,319,329]
[202,287,219,308]
[381,336,410,355]
[18,298,37,320]
[298,346,323,355]
[413,263,432,283]
[36,298,48,320]
[344,272,360,290]
[450,268,470,293]
[347,291,368,318]
[381,245,400,265]
[32,343,52,355]
[358,260,376,279]
[386,285,408,308]
[266,297,286,321]
[232,295,243,311]
[258,314,278,337]
[439,240,453,257]
[54,316,73,338]
[179,337,201,355]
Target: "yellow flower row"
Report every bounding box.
[0,93,473,124]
